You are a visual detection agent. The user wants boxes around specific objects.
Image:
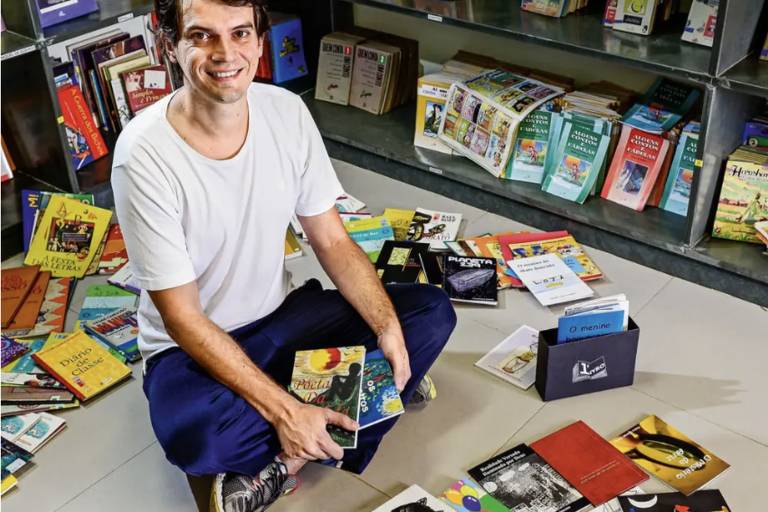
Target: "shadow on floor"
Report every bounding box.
[187,474,214,512]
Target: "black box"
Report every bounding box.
[535,318,639,401]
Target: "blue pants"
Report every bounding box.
[142,279,456,477]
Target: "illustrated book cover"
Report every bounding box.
[268,14,308,84]
[375,241,430,284]
[107,262,141,295]
[16,277,72,338]
[443,255,498,305]
[415,72,464,154]
[383,208,416,241]
[621,79,700,134]
[1,337,29,368]
[681,0,718,47]
[121,64,171,115]
[506,108,555,183]
[3,271,51,334]
[440,478,509,512]
[344,216,395,263]
[21,190,94,252]
[507,254,594,306]
[83,308,141,363]
[56,84,109,169]
[659,127,699,216]
[406,208,462,250]
[12,412,66,453]
[349,41,398,115]
[475,325,539,389]
[1,266,41,329]
[358,349,404,429]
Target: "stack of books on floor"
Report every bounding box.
[372,417,732,512]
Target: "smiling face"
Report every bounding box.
[171,0,263,104]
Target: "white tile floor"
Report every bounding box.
[2,159,766,511]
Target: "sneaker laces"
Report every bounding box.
[222,462,288,512]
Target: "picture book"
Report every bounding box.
[349,41,398,115]
[122,64,171,115]
[415,72,464,154]
[610,415,730,495]
[268,14,308,84]
[506,108,554,183]
[372,484,450,512]
[21,190,94,252]
[507,254,594,306]
[475,325,539,389]
[4,271,51,334]
[712,147,768,244]
[622,79,701,134]
[107,263,141,295]
[17,277,71,338]
[24,196,113,278]
[407,208,462,250]
[660,128,699,216]
[383,208,416,241]
[375,241,430,284]
[440,478,509,512]
[1,413,40,443]
[1,266,40,329]
[617,490,731,511]
[1,438,34,476]
[344,216,395,262]
[541,119,610,204]
[531,420,648,506]
[1,337,29,368]
[521,0,568,17]
[359,349,404,429]
[601,126,670,211]
[13,412,66,453]
[468,443,589,512]
[290,346,365,448]
[32,330,132,401]
[83,308,140,363]
[443,255,498,305]
[613,0,659,35]
[315,32,365,106]
[681,0,719,47]
[56,84,109,169]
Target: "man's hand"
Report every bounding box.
[378,330,411,392]
[274,401,358,461]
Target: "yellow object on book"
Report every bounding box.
[32,330,131,401]
[24,196,113,278]
[1,473,17,495]
[383,208,416,241]
[284,229,303,260]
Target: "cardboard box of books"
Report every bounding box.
[535,317,640,401]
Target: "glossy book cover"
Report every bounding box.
[358,349,404,429]
[269,16,308,83]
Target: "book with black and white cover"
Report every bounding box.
[475,325,539,389]
[407,208,462,250]
[442,255,498,305]
[468,444,589,512]
[375,241,430,284]
[372,484,450,512]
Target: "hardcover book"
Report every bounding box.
[268,14,308,84]
[121,64,172,115]
[475,325,539,389]
[506,108,554,183]
[660,127,699,216]
[32,330,132,401]
[290,346,365,449]
[617,490,731,511]
[83,308,141,363]
[344,216,395,262]
[375,241,430,284]
[407,208,462,250]
[315,32,365,106]
[530,420,649,506]
[468,443,589,512]
[1,266,40,328]
[372,484,449,512]
[621,79,701,134]
[3,271,51,334]
[442,255,498,305]
[441,478,509,512]
[358,349,404,429]
[56,84,109,169]
[382,208,416,241]
[91,35,147,128]
[681,0,719,47]
[1,337,29,368]
[507,254,594,306]
[610,415,730,495]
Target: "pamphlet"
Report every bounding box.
[507,254,594,306]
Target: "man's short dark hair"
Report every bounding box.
[154,0,270,44]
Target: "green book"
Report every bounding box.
[660,128,699,216]
[506,109,554,184]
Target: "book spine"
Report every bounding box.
[88,69,110,130]
[110,79,132,128]
[30,353,87,402]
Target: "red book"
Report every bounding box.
[57,84,109,170]
[121,64,172,115]
[98,224,128,274]
[1,265,40,328]
[530,420,648,506]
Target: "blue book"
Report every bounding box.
[359,349,404,429]
[269,15,308,84]
[557,309,625,343]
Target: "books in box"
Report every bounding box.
[475,325,539,389]
[315,32,365,105]
[442,255,498,306]
[712,147,768,244]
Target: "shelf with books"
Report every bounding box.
[337,0,714,81]
[719,59,768,97]
[1,171,60,256]
[42,0,155,45]
[688,237,768,284]
[0,30,38,62]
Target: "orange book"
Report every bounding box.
[467,233,520,290]
[1,266,40,328]
[4,271,51,332]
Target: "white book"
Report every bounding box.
[614,0,659,35]
[0,413,41,443]
[372,484,449,512]
[110,78,132,128]
[408,208,462,250]
[108,262,141,295]
[592,487,644,512]
[14,413,66,453]
[507,254,594,306]
[681,0,718,47]
[475,325,539,390]
[335,193,367,213]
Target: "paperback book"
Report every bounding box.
[344,216,395,262]
[467,234,519,290]
[21,190,94,252]
[621,79,700,134]
[77,284,138,323]
[442,255,498,306]
[507,254,594,306]
[681,0,719,47]
[349,41,399,115]
[18,277,72,338]
[0,387,76,406]
[383,208,416,241]
[407,208,462,250]
[1,338,29,368]
[372,484,449,512]
[315,32,365,106]
[358,349,404,429]
[290,346,365,448]
[1,372,66,389]
[375,241,430,284]
[521,0,568,17]
[613,0,659,35]
[1,438,34,476]
[122,64,171,116]
[414,72,464,154]
[3,272,51,334]
[440,478,509,512]
[1,414,40,444]
[659,125,699,216]
[617,490,731,511]
[1,335,65,374]
[268,14,308,84]
[506,108,555,183]
[108,262,141,295]
[12,412,66,453]
[1,266,41,329]
[57,84,109,169]
[83,308,141,363]
[474,325,539,389]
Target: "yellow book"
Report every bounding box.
[343,216,395,262]
[31,330,131,401]
[284,229,303,260]
[383,208,416,241]
[414,72,464,155]
[1,474,17,495]
[24,196,112,278]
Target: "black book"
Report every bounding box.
[375,241,430,284]
[617,490,731,511]
[442,255,498,305]
[418,252,444,286]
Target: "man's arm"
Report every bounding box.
[299,208,412,390]
[147,282,356,460]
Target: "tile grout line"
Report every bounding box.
[350,473,396,499]
[490,401,547,457]
[634,276,675,316]
[53,441,159,511]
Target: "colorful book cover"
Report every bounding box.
[315,32,365,106]
[603,0,618,26]
[474,325,539,390]
[334,194,366,213]
[468,444,588,512]
[344,216,395,262]
[3,271,51,334]
[372,484,449,512]
[507,254,594,307]
[407,208,462,250]
[0,472,16,496]
[1,438,34,476]
[520,0,568,17]
[506,108,554,183]
[441,478,509,512]
[21,190,94,252]
[97,224,128,273]
[358,349,404,429]
[92,36,148,129]
[557,309,625,343]
[269,15,308,84]
[24,196,113,278]
[681,0,718,47]
[610,415,730,495]
[442,255,498,305]
[1,414,40,444]
[15,277,71,338]
[375,241,430,284]
[383,208,416,241]
[414,73,462,154]
[613,0,659,35]
[83,308,140,363]
[290,346,365,449]
[531,421,649,506]
[32,330,132,402]
[617,490,731,511]
[660,131,699,216]
[621,79,701,134]
[14,412,66,453]
[712,148,768,243]
[1,336,57,374]
[762,34,768,61]
[601,126,670,211]
[541,120,610,204]
[122,64,172,115]
[56,84,109,169]
[1,266,40,328]
[1,337,29,367]
[284,229,303,260]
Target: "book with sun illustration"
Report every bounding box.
[359,349,404,429]
[290,346,366,448]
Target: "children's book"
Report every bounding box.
[475,325,539,389]
[268,14,308,84]
[622,79,701,134]
[56,84,109,170]
[440,478,509,512]
[24,196,112,278]
[4,272,51,334]
[21,190,94,252]
[601,126,670,211]
[375,241,430,284]
[521,0,568,17]
[610,415,730,495]
[659,127,699,216]
[20,277,72,338]
[290,346,365,449]
[712,147,768,244]
[406,208,462,250]
[1,337,29,368]
[506,108,554,183]
[507,254,594,306]
[107,263,141,295]
[358,349,404,429]
[442,255,498,305]
[613,0,660,35]
[383,208,416,241]
[13,412,66,453]
[415,72,464,154]
[315,32,365,106]
[83,308,141,363]
[1,266,40,329]
[617,490,731,511]
[372,484,449,512]
[344,216,395,262]
[681,0,719,47]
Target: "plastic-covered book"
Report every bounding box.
[358,349,404,429]
[443,255,498,306]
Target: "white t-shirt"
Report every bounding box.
[111,83,344,360]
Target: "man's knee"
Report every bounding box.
[405,285,457,347]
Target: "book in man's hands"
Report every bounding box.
[358,349,404,429]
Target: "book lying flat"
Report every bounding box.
[475,325,539,389]
[407,208,462,250]
[507,254,594,306]
[617,490,731,511]
[443,255,498,305]
[0,386,76,405]
[1,338,29,368]
[13,412,66,453]
[372,484,449,512]
[440,477,508,512]
[1,266,40,329]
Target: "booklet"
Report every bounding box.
[475,325,539,389]
[507,254,594,306]
[557,294,629,343]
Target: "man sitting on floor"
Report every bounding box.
[111,1,457,511]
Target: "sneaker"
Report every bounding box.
[210,460,299,512]
[409,374,437,405]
